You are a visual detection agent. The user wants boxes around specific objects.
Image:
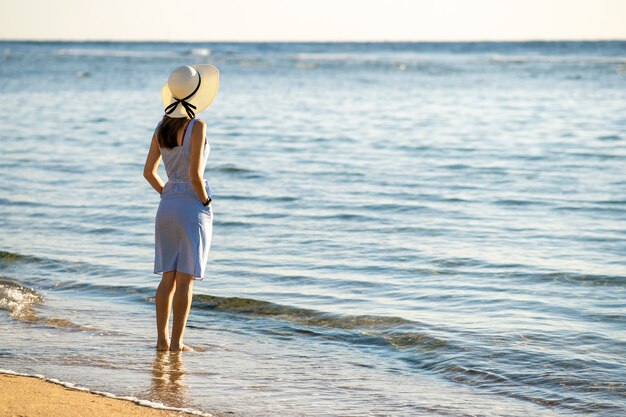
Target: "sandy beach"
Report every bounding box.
[0,373,202,417]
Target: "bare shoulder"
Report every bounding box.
[192,119,206,135]
[189,119,207,150]
[189,118,204,133]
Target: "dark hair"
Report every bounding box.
[156,115,190,149]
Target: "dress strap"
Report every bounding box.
[154,120,162,137]
[181,118,195,149]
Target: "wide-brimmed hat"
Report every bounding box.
[161,64,219,118]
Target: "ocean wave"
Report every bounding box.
[0,369,212,417]
[401,343,626,414]
[0,260,449,352]
[0,250,32,264]
[193,293,411,327]
[211,163,263,178]
[295,52,377,63]
[217,193,296,202]
[187,48,210,57]
[192,293,450,351]
[0,278,41,320]
[511,271,626,287]
[0,277,109,332]
[214,163,256,173]
[597,134,622,141]
[291,51,626,68]
[53,48,179,59]
[487,54,626,64]
[0,249,131,279]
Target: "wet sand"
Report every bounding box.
[0,373,202,417]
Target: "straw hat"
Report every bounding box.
[161,64,219,118]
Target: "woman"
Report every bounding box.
[143,64,219,352]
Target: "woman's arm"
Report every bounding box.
[188,119,210,204]
[143,133,165,194]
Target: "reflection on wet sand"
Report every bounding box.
[148,351,189,408]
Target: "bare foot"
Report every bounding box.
[156,341,170,351]
[169,344,194,352]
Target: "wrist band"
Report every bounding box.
[203,197,212,206]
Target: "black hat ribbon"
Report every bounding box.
[164,71,202,119]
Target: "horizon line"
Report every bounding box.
[2,37,626,44]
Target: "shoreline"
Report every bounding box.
[0,370,211,417]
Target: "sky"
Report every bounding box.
[1,0,625,42]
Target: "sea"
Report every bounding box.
[0,41,625,417]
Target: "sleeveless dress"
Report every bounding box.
[153,118,214,281]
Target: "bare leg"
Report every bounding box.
[170,271,194,352]
[155,271,176,350]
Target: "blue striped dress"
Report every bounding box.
[153,118,213,280]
